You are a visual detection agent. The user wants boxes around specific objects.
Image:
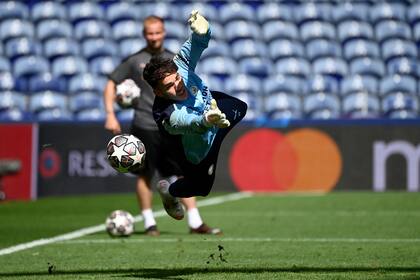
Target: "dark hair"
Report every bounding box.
[143,56,178,89]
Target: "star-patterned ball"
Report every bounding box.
[106,134,146,173]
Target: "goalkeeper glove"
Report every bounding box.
[188,10,209,35]
[203,99,230,128]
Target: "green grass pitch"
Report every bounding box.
[1,192,420,279]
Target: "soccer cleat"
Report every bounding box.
[190,223,222,235]
[145,225,160,237]
[157,179,184,220]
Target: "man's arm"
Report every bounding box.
[103,80,121,134]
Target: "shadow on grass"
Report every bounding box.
[1,266,420,279]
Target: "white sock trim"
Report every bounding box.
[142,209,156,229]
[187,207,203,229]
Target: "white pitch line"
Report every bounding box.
[0,192,253,256]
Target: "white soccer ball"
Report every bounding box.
[105,210,135,237]
[106,134,146,173]
[116,79,141,108]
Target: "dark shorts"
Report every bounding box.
[130,127,182,179]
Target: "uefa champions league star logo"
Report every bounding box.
[190,86,198,96]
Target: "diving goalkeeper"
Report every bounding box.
[143,11,247,220]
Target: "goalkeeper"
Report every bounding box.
[143,11,247,220]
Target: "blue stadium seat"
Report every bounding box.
[388,109,418,119]
[51,56,88,78]
[275,57,311,78]
[269,39,304,62]
[29,91,68,113]
[264,75,304,95]
[294,2,332,26]
[36,108,73,121]
[36,19,73,42]
[230,92,261,121]
[0,91,26,111]
[164,20,187,40]
[414,22,420,44]
[81,38,118,61]
[350,57,386,78]
[69,92,102,113]
[262,21,299,43]
[342,92,381,119]
[332,2,370,23]
[303,92,341,119]
[0,19,34,43]
[13,55,49,78]
[105,2,139,25]
[312,57,348,80]
[300,21,335,43]
[407,3,420,25]
[382,92,418,117]
[369,2,406,26]
[111,20,142,41]
[220,2,254,24]
[0,1,29,21]
[89,56,120,76]
[117,109,134,122]
[337,20,374,44]
[0,57,11,74]
[44,38,80,61]
[381,39,417,63]
[207,22,225,42]
[0,108,31,122]
[143,2,178,21]
[75,108,105,121]
[5,37,42,61]
[306,39,341,62]
[201,40,230,60]
[257,3,294,24]
[238,57,273,78]
[119,38,146,58]
[198,56,237,78]
[225,20,261,43]
[197,73,226,92]
[375,20,411,45]
[387,57,418,78]
[68,2,104,24]
[74,20,112,41]
[165,39,182,54]
[340,75,379,96]
[232,39,267,61]
[29,72,67,93]
[0,71,14,90]
[180,3,218,24]
[343,39,380,61]
[265,92,302,119]
[225,74,261,95]
[380,75,417,97]
[68,73,107,94]
[306,75,339,95]
[31,1,66,23]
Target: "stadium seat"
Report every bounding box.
[225,74,261,95]
[407,3,420,25]
[164,39,182,54]
[275,57,311,78]
[13,55,49,78]
[44,38,80,61]
[0,108,31,122]
[36,108,73,121]
[343,39,380,62]
[332,2,370,23]
[0,71,14,90]
[51,56,88,78]
[312,57,348,80]
[269,39,304,62]
[387,57,418,78]
[75,108,105,121]
[303,92,341,119]
[198,56,237,78]
[337,20,374,44]
[350,57,386,78]
[207,22,225,42]
[5,37,42,61]
[68,2,104,24]
[143,2,178,21]
[74,20,112,41]
[29,91,68,113]
[265,92,302,119]
[197,73,226,92]
[68,73,107,94]
[382,92,418,117]
[117,109,135,121]
[220,2,254,24]
[0,91,26,111]
[388,109,418,119]
[306,75,339,95]
[264,74,304,95]
[381,39,417,63]
[105,2,139,25]
[225,20,261,43]
[232,39,267,61]
[294,2,331,26]
[0,1,29,21]
[262,21,299,43]
[31,1,66,23]
[257,3,294,24]
[306,39,341,62]
[111,20,142,41]
[268,109,303,120]
[81,38,118,61]
[0,57,11,72]
[231,92,262,121]
[375,20,411,45]
[180,3,218,24]
[28,72,67,93]
[119,38,146,58]
[340,75,378,96]
[36,19,73,42]
[369,2,406,26]
[238,57,273,78]
[69,92,102,113]
[201,40,230,60]
[342,92,381,119]
[89,56,120,76]
[164,20,187,40]
[380,75,417,97]
[0,19,34,43]
[300,21,336,43]
[414,22,420,44]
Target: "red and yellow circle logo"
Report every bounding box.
[229,128,342,192]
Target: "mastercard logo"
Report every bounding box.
[229,128,342,192]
